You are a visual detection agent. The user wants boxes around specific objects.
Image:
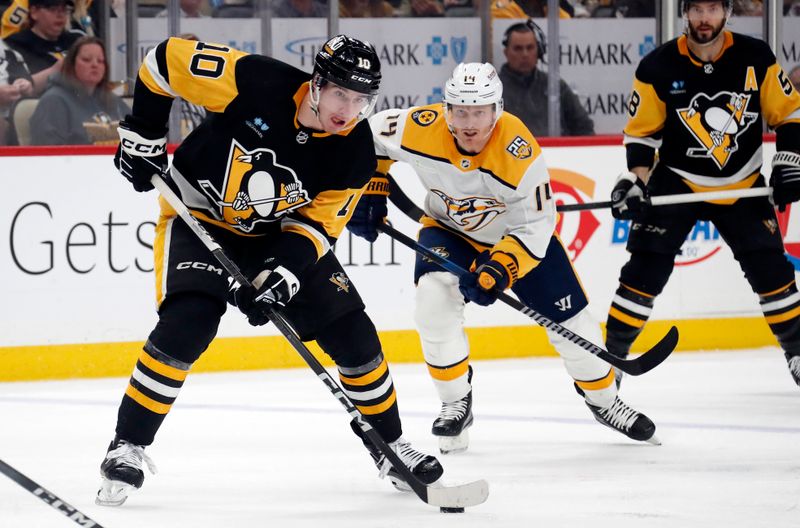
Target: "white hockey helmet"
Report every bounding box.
[444,62,504,119]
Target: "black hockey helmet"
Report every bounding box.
[313,35,381,96]
[681,0,732,14]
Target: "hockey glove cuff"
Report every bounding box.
[611,171,648,220]
[115,117,168,192]
[347,176,390,243]
[770,151,800,213]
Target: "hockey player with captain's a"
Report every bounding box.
[607,0,800,387]
[348,62,660,454]
[96,34,446,507]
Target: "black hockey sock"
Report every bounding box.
[339,353,402,443]
[606,283,656,358]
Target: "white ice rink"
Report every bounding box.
[2,348,799,528]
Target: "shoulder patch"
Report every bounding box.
[505,135,533,160]
[411,108,438,127]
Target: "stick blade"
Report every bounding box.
[425,479,489,508]
[628,325,679,376]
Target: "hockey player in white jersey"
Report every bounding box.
[348,63,659,453]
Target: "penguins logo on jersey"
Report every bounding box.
[432,189,506,232]
[329,272,351,293]
[677,91,758,169]
[199,140,310,233]
[411,109,438,127]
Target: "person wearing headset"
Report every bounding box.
[498,19,594,136]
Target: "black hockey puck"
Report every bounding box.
[440,507,465,513]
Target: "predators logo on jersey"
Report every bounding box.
[677,91,758,169]
[431,189,506,232]
[199,140,310,233]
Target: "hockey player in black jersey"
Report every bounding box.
[607,0,800,386]
[95,35,443,507]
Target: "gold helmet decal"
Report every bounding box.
[198,140,309,232]
[431,189,506,232]
[677,91,758,169]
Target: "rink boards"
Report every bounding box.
[0,139,789,380]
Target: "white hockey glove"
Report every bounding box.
[611,171,649,220]
[770,151,800,213]
[228,263,300,326]
[114,117,168,192]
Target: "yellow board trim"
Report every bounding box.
[356,389,397,415]
[0,317,781,382]
[125,384,172,414]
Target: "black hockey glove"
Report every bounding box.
[228,262,301,326]
[770,151,800,213]
[611,171,649,220]
[114,116,168,192]
[458,251,514,307]
[347,176,389,243]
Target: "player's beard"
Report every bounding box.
[687,17,726,45]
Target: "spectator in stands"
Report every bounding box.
[29,35,129,145]
[156,0,207,17]
[4,0,81,95]
[785,0,800,15]
[498,19,594,136]
[0,37,32,144]
[790,65,800,92]
[490,0,574,17]
[271,0,327,16]
[340,0,394,16]
[732,0,761,14]
[1,0,96,39]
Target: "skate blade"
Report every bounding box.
[96,478,135,507]
[438,429,469,455]
[645,434,661,446]
[388,474,413,493]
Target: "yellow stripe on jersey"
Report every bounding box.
[339,357,389,386]
[356,389,397,415]
[681,172,760,204]
[676,32,734,66]
[140,38,247,112]
[295,187,365,249]
[376,158,395,177]
[492,235,540,279]
[427,357,469,381]
[575,369,615,391]
[125,385,172,414]
[139,348,190,382]
[624,77,666,138]
[1,0,27,39]
[759,63,800,128]
[153,214,170,308]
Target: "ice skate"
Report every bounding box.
[786,353,800,387]
[586,396,660,445]
[431,391,473,455]
[96,437,157,506]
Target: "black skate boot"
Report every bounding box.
[431,365,473,454]
[351,422,443,492]
[431,392,473,454]
[96,437,157,506]
[786,352,800,387]
[586,396,659,445]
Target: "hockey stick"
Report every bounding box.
[377,223,678,376]
[151,175,489,510]
[0,458,106,527]
[556,187,772,212]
